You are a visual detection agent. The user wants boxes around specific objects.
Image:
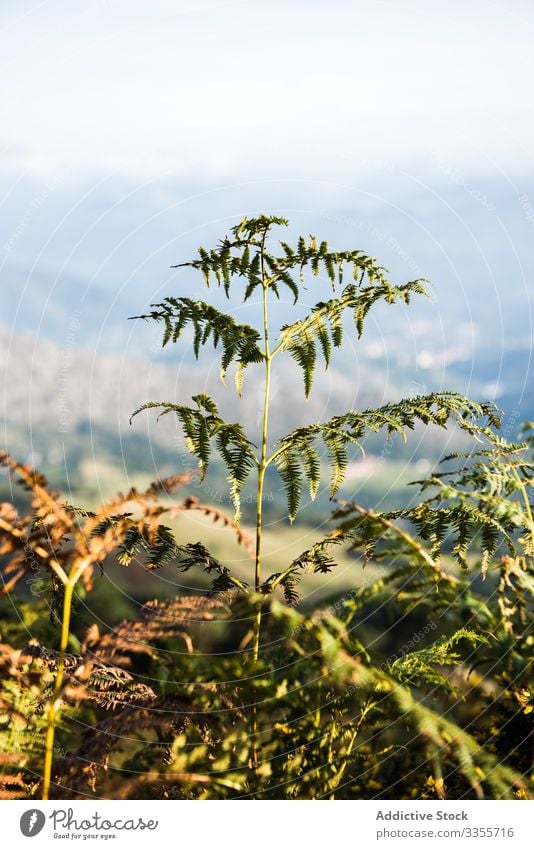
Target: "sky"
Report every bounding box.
[2,0,534,183]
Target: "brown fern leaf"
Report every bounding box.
[54,701,193,797]
[173,496,255,558]
[0,753,27,799]
[0,451,75,542]
[23,643,157,708]
[0,453,85,592]
[92,595,229,661]
[145,473,194,497]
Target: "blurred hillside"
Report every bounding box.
[1,176,532,519]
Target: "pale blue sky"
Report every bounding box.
[1,0,533,182]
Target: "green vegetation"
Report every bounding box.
[0,216,532,800]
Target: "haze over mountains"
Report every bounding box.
[3,174,532,343]
[1,174,533,506]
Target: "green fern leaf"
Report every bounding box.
[275,450,302,523]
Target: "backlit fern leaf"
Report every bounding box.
[174,542,247,593]
[280,573,301,606]
[170,216,288,300]
[389,628,489,692]
[399,437,534,571]
[276,393,500,511]
[302,445,321,501]
[323,433,349,498]
[278,280,428,396]
[130,394,256,521]
[91,511,247,591]
[275,450,303,523]
[289,534,343,576]
[130,297,264,390]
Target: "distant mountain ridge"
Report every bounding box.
[2,322,531,467]
[2,175,532,498]
[2,174,532,356]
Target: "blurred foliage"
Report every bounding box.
[0,428,532,799]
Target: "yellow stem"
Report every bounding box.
[42,558,89,800]
[348,504,446,579]
[42,578,74,800]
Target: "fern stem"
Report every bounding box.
[249,231,272,777]
[252,235,271,663]
[42,559,89,800]
[347,504,446,579]
[512,466,534,526]
[42,578,73,799]
[0,517,70,585]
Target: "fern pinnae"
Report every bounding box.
[131,298,264,392]
[130,395,256,501]
[302,444,321,501]
[234,361,245,397]
[276,279,429,395]
[275,449,303,523]
[323,432,350,498]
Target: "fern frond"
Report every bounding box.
[265,532,345,596]
[275,393,500,510]
[302,445,321,501]
[130,297,264,389]
[170,216,288,300]
[130,394,257,521]
[389,628,489,691]
[274,450,302,523]
[277,279,429,396]
[174,542,248,592]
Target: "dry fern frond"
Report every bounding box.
[91,595,230,662]
[172,496,255,558]
[0,753,27,799]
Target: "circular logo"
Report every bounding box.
[20,810,46,837]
